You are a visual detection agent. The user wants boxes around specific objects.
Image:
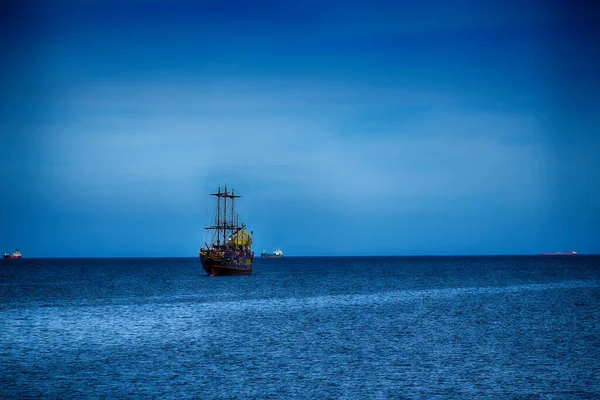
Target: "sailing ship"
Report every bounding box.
[261,249,283,258]
[3,249,22,259]
[199,186,254,276]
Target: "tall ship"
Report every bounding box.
[261,249,283,258]
[199,186,254,276]
[3,249,22,259]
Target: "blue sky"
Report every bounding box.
[1,0,599,257]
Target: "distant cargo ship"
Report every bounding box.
[539,251,578,256]
[261,249,283,258]
[3,249,22,259]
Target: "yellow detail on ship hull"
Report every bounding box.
[199,251,252,267]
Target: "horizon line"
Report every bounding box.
[2,254,596,259]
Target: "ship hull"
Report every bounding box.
[261,255,282,258]
[202,263,253,276]
[3,255,22,259]
[199,251,254,276]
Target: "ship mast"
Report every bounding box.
[231,188,235,231]
[216,187,221,245]
[223,186,227,247]
[231,189,237,250]
[231,189,237,244]
[206,186,242,249]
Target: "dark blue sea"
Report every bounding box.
[1,256,599,399]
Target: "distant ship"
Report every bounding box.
[3,249,22,259]
[261,249,283,258]
[539,251,578,256]
[199,186,254,276]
